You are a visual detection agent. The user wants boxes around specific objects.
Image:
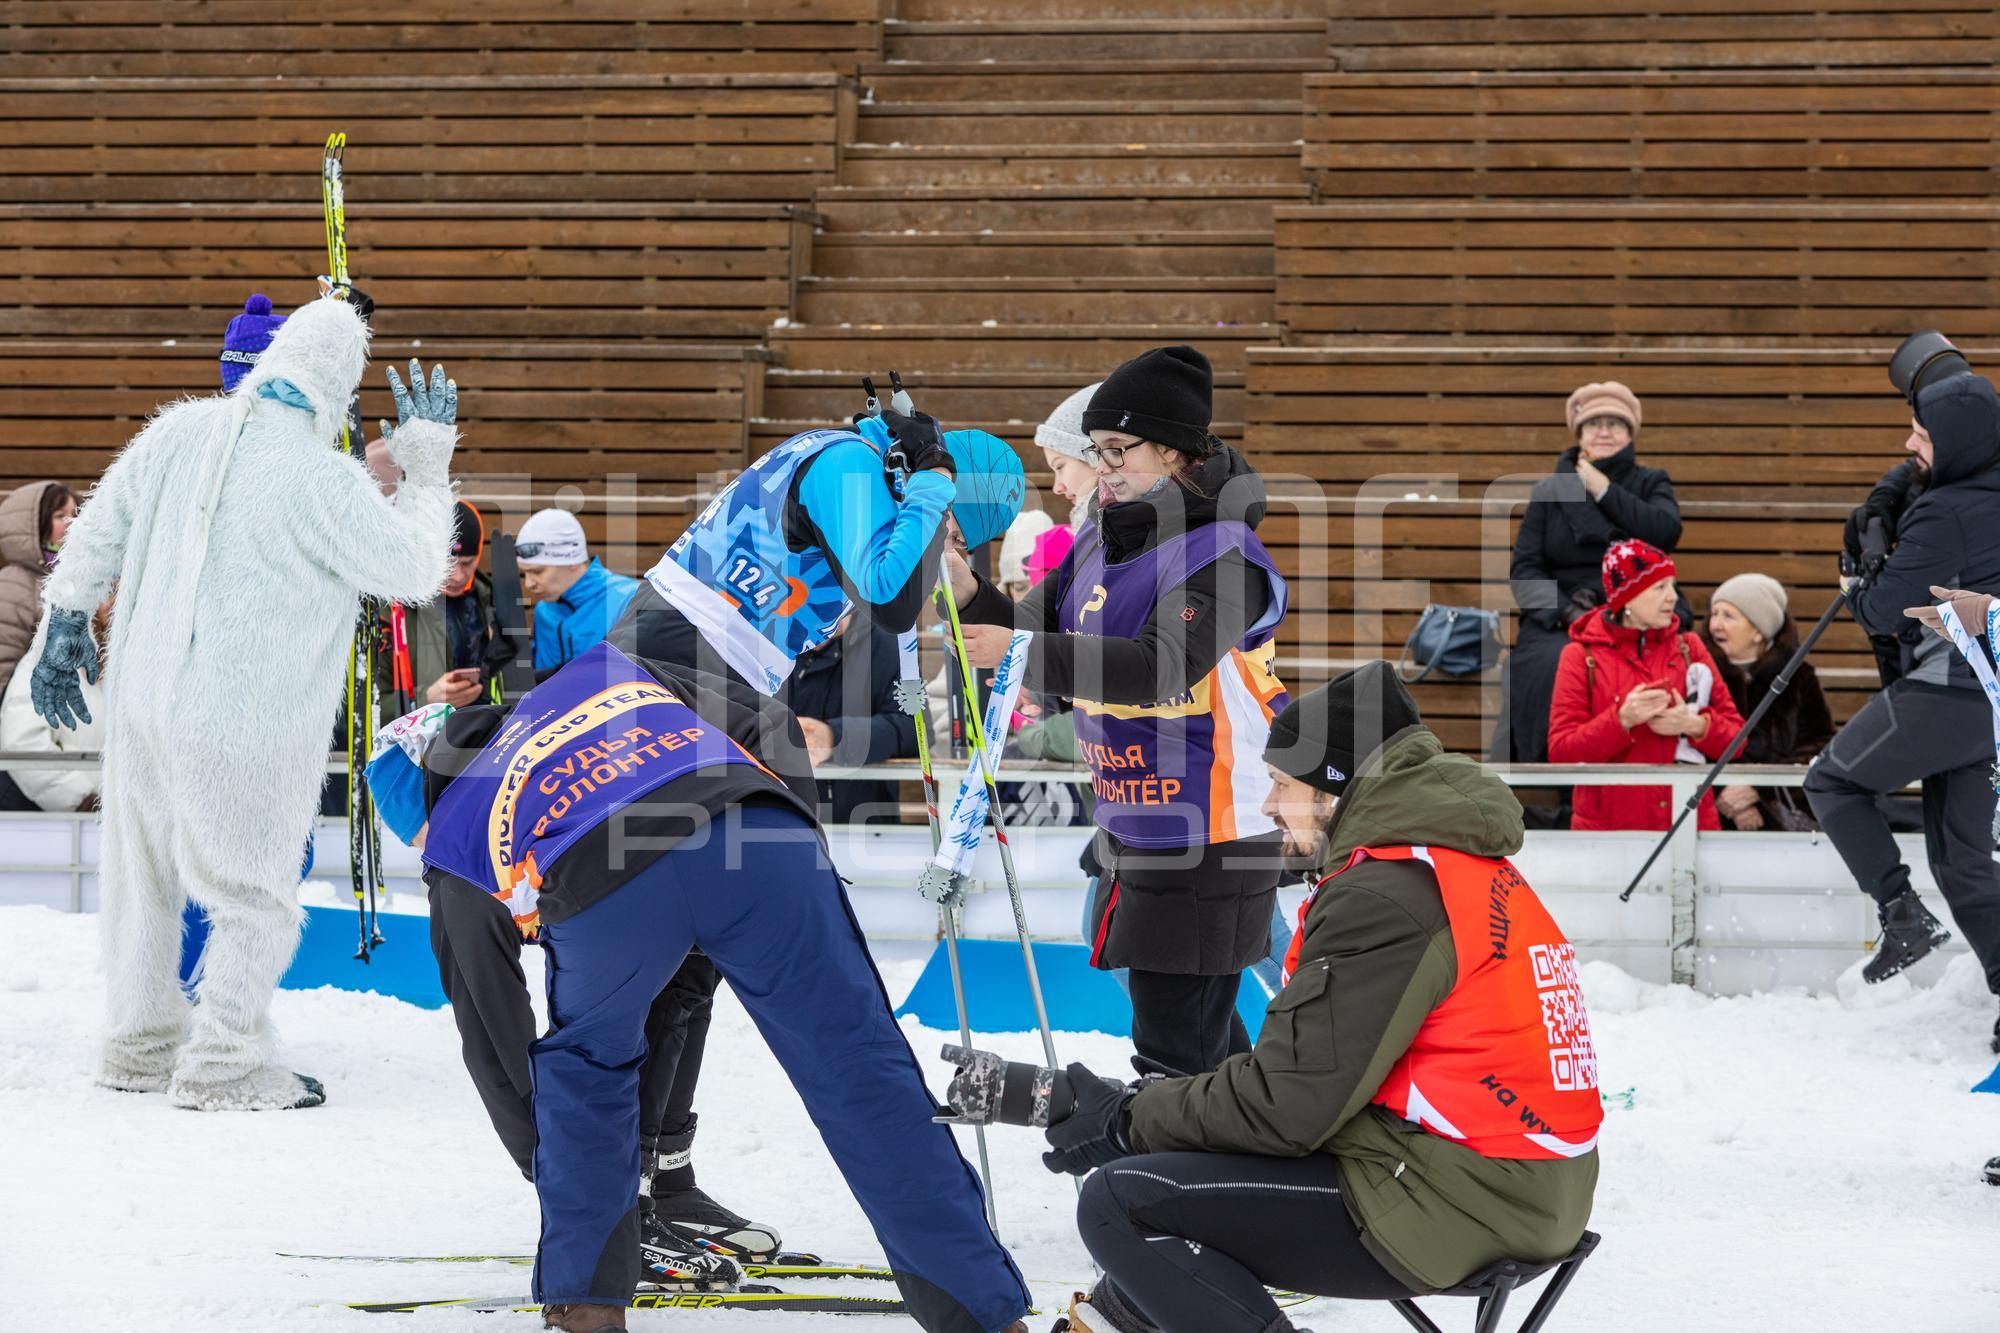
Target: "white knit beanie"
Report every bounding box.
[1711,573,1787,641]
[1034,382,1100,462]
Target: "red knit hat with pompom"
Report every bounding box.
[1601,538,1676,615]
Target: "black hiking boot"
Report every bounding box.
[1862,890,1951,984]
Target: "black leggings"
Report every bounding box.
[1077,1151,1416,1333]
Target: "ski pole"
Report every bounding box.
[894,668,998,1232]
[1619,581,1858,902]
[938,583,1062,1074]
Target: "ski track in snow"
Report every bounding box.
[2,904,1998,1332]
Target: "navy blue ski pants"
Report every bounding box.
[529,802,1029,1333]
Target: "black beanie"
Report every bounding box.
[450,500,484,561]
[1265,661,1424,799]
[1081,345,1214,457]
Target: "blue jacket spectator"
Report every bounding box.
[516,508,639,671]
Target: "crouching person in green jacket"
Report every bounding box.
[1038,662,1602,1333]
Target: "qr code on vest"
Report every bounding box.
[1530,943,1598,1093]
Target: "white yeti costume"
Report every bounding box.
[38,296,457,1110]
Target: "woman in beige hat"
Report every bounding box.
[1494,381,1685,813]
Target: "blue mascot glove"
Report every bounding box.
[1041,1062,1138,1177]
[379,357,458,443]
[30,607,98,731]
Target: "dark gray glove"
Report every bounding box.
[31,607,97,731]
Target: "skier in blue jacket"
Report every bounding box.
[598,402,1024,1266]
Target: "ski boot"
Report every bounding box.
[639,1205,741,1290]
[1984,1156,2000,1186]
[647,1185,782,1261]
[1990,1011,1999,1056]
[1051,1282,1154,1333]
[644,1119,782,1260]
[543,1304,624,1333]
[1862,889,1952,984]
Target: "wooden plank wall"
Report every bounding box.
[1326,0,2000,72]
[0,1,887,77]
[1275,202,2000,345]
[1304,71,2000,200]
[0,339,766,493]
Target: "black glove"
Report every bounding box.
[1841,507,1893,580]
[331,281,376,321]
[1041,1063,1136,1176]
[881,405,955,479]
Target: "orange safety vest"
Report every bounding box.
[1283,844,1603,1162]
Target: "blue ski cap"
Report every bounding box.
[363,745,428,848]
[944,429,1026,550]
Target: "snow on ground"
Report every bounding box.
[2,904,1998,1332]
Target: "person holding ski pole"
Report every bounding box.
[373,641,1030,1333]
[585,394,1022,1265]
[943,346,1290,1079]
[1803,334,2000,1033]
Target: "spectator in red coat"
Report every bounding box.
[1549,539,1745,831]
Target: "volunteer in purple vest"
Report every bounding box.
[413,642,1031,1333]
[945,346,1291,1077]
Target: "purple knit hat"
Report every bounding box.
[220,293,287,391]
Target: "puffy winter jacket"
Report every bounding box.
[1510,444,1683,634]
[0,480,61,697]
[1548,609,1744,831]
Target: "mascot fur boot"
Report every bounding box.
[33,294,459,1110]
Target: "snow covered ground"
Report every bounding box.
[2,903,1997,1333]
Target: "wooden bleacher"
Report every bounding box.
[1325,0,1999,72]
[0,76,853,205]
[0,339,765,494]
[1275,202,2000,345]
[1241,342,1973,739]
[1304,71,2000,200]
[0,203,813,343]
[0,1,886,77]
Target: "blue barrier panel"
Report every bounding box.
[179,901,446,1010]
[895,938,1269,1041]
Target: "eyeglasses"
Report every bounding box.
[1082,443,1135,469]
[515,541,546,560]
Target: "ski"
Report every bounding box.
[347,1286,907,1316]
[285,1248,895,1282]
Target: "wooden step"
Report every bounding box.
[899,1,1319,19]
[768,321,1284,375]
[855,102,1301,147]
[883,18,1328,64]
[861,59,1322,102]
[814,183,1309,233]
[760,369,1249,438]
[840,143,1305,188]
[814,230,1272,279]
[796,274,1275,324]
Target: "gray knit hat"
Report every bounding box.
[1034,382,1100,462]
[1710,573,1788,642]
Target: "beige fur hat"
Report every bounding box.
[1566,381,1642,437]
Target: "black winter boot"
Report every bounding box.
[1862,890,1952,984]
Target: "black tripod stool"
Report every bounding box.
[1388,1231,1600,1333]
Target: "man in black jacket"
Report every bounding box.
[1805,345,2000,1042]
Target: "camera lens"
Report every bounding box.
[1889,331,1971,404]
